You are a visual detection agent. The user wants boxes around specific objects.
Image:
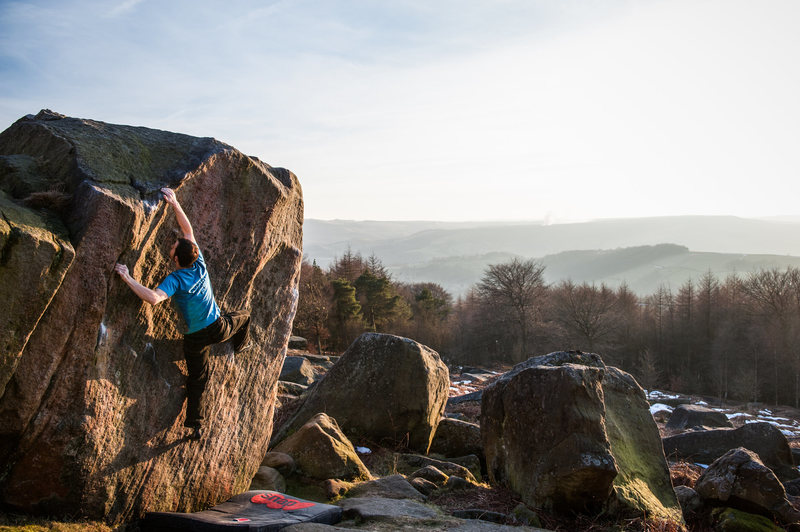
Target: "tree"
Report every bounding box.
[365,253,390,279]
[476,258,546,361]
[293,260,330,353]
[330,278,362,349]
[354,269,409,331]
[742,268,795,405]
[409,283,452,352]
[329,247,365,283]
[551,281,618,352]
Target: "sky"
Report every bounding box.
[1,0,799,222]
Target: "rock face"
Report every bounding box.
[273,333,449,453]
[272,413,371,481]
[695,447,800,525]
[665,404,733,430]
[481,351,682,522]
[662,422,799,482]
[0,111,303,522]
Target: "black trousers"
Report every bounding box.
[182,310,250,428]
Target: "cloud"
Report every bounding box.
[1,0,799,221]
[108,0,145,17]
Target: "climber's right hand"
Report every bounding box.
[161,187,177,205]
[114,263,129,278]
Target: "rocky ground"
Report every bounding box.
[4,349,800,531]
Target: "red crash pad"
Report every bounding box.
[142,490,342,531]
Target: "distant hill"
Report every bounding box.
[384,245,800,297]
[304,217,800,296]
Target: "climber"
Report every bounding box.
[114,187,251,440]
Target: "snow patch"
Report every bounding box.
[648,390,680,400]
[650,403,674,414]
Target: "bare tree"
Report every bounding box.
[476,258,546,360]
[551,281,618,352]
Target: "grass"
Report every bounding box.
[0,512,117,532]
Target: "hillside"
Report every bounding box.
[305,217,800,296]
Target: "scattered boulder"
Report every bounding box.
[302,353,331,364]
[0,111,303,522]
[662,422,799,482]
[666,404,734,430]
[511,503,542,528]
[249,466,286,492]
[272,413,370,481]
[261,451,296,476]
[289,336,308,349]
[274,333,449,453]
[410,465,449,485]
[785,479,800,497]
[445,476,471,491]
[674,485,703,516]
[447,390,483,405]
[278,380,309,397]
[281,355,317,386]
[792,447,800,466]
[695,447,800,525]
[445,454,482,481]
[650,397,692,408]
[710,507,784,532]
[460,373,490,383]
[409,477,438,496]
[429,418,482,459]
[323,479,353,499]
[346,474,426,501]
[338,496,439,521]
[482,351,682,522]
[396,453,477,483]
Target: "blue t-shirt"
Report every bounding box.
[157,250,221,334]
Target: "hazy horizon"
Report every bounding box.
[3,1,799,222]
[306,213,800,224]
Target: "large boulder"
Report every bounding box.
[272,413,371,481]
[695,447,800,526]
[0,111,303,523]
[481,351,682,522]
[273,333,449,453]
[665,404,734,430]
[662,422,799,482]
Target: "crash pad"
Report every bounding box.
[141,490,342,531]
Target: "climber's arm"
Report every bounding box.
[161,187,195,243]
[114,263,169,305]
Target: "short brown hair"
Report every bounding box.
[174,238,199,267]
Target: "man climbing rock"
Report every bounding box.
[114,187,251,440]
